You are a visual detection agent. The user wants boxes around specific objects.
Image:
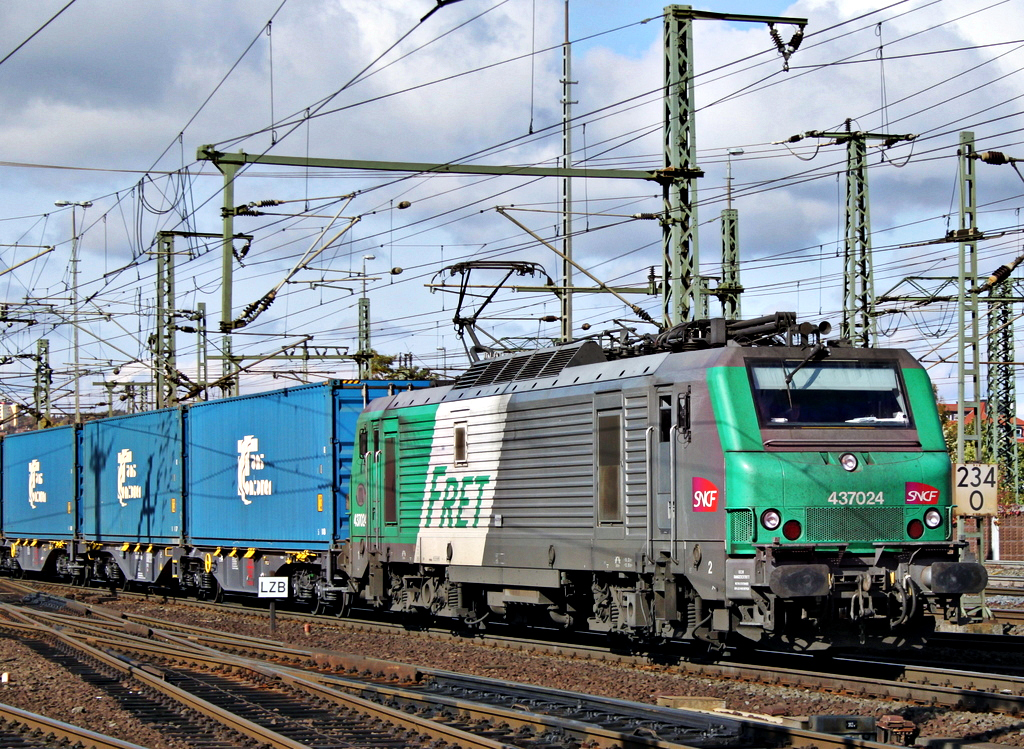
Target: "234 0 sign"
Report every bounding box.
[953,463,998,516]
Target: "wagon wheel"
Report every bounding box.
[311,594,332,617]
[335,590,353,619]
[71,565,90,587]
[109,562,130,593]
[198,579,223,603]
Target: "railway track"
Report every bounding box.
[0,598,518,748]
[6,577,1024,747]
[0,703,147,749]
[11,578,1024,695]
[8,580,1024,746]
[0,584,765,749]
[0,578,961,749]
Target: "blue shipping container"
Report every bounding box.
[185,381,344,550]
[81,409,183,544]
[185,380,427,550]
[1,426,77,539]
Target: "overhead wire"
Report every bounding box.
[9,0,1024,397]
[0,0,78,69]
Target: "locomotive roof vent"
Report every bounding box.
[453,341,606,389]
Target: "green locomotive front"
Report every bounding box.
[707,345,985,648]
[344,319,986,651]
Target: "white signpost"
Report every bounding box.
[258,576,289,598]
[258,576,288,632]
[953,463,998,517]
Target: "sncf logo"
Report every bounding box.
[692,477,719,512]
[905,482,940,505]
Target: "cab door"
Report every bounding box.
[650,386,690,561]
[368,419,399,555]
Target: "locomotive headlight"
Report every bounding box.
[924,508,943,529]
[761,508,782,531]
[839,453,859,472]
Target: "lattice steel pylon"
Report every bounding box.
[972,147,1024,499]
[661,6,805,327]
[844,134,873,347]
[718,207,742,320]
[804,125,915,347]
[662,6,700,326]
[33,338,51,428]
[987,274,1017,492]
[957,132,982,466]
[154,231,177,409]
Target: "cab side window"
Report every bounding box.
[454,422,468,465]
[597,411,623,524]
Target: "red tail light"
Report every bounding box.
[907,519,924,539]
[783,519,802,541]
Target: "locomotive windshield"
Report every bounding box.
[749,359,911,428]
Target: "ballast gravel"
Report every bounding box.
[5,588,1019,748]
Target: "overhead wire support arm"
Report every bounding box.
[197,145,693,380]
[420,0,467,23]
[227,199,361,332]
[196,146,689,183]
[0,246,55,278]
[496,207,656,327]
[183,335,315,401]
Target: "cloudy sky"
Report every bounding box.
[1,0,1022,416]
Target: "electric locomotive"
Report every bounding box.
[347,313,986,649]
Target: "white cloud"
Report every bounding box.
[1,0,1022,410]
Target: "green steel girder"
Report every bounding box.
[845,135,872,347]
[718,208,742,320]
[662,6,699,326]
[988,276,1016,488]
[806,128,915,347]
[957,131,981,465]
[154,232,176,408]
[660,7,805,326]
[197,146,679,183]
[33,338,51,427]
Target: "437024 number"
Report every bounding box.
[827,491,884,505]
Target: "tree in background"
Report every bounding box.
[368,351,438,381]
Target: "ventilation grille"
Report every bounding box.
[805,507,904,543]
[729,509,754,544]
[453,341,605,389]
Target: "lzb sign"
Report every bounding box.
[257,576,288,598]
[953,463,998,517]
